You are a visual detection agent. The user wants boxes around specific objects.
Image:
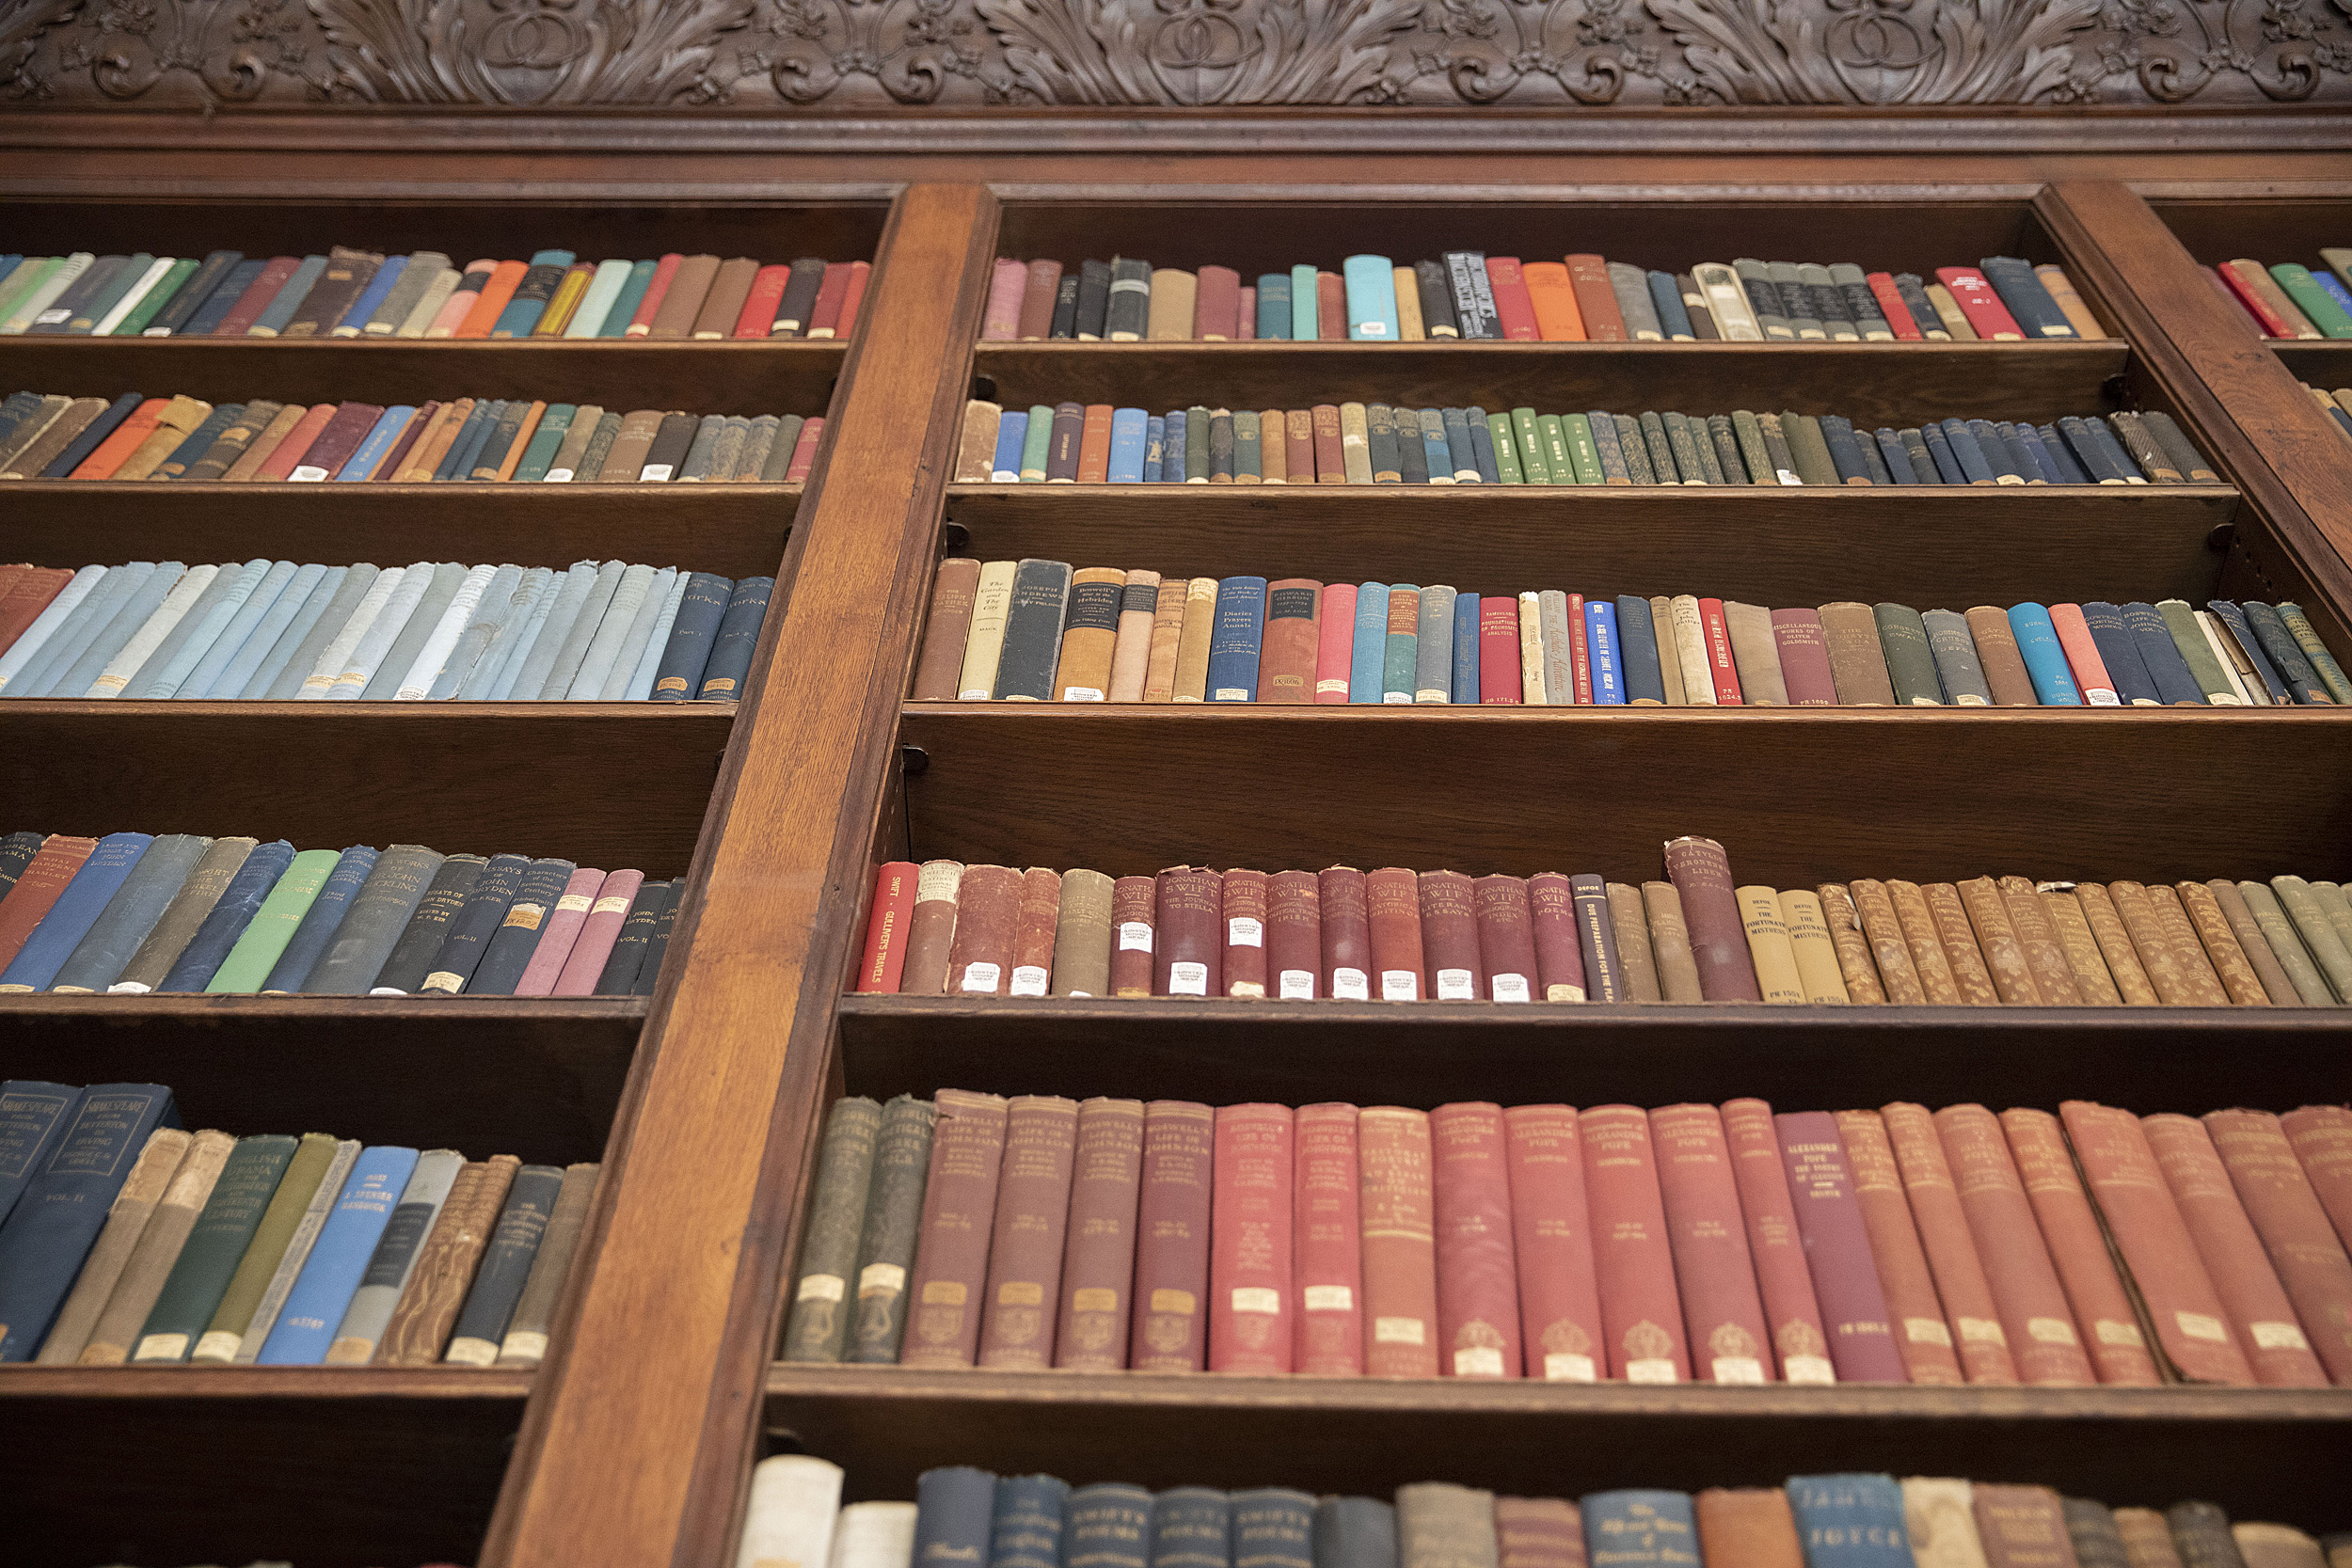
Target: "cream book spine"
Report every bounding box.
[735,1454,846,1568]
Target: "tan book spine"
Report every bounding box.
[1848,879,1928,1005]
[1052,565,1125,702]
[2203,879,2300,1005]
[1924,883,1998,1005]
[2072,882,2159,1004]
[1994,877,2081,1005]
[1051,868,1115,997]
[545,403,603,481]
[1104,569,1160,703]
[1723,601,1788,705]
[2233,1524,2325,1568]
[2113,1509,2187,1568]
[113,396,212,481]
[1901,1477,1988,1568]
[1736,885,1805,1004]
[1814,884,1886,1004]
[381,1155,520,1365]
[1816,601,1897,705]
[957,561,1016,701]
[223,404,309,482]
[34,1129,193,1365]
[1391,268,1425,340]
[2241,881,2338,1005]
[1963,607,2040,705]
[1141,578,1187,702]
[1171,577,1217,702]
[1670,594,1716,705]
[1924,281,1978,339]
[1648,595,1687,705]
[953,400,1000,482]
[1777,890,1851,1004]
[2036,888,2122,1005]
[1641,881,1704,1003]
[1886,879,1962,1004]
[1257,409,1287,483]
[1606,882,1661,1002]
[1956,877,2042,1005]
[1516,593,1547,705]
[2173,881,2268,1006]
[1339,403,1373,484]
[1147,268,1196,341]
[77,1129,236,1365]
[2145,885,2232,1005]
[2106,880,2196,1004]
[2034,264,2106,339]
[397,398,471,482]
[596,408,666,482]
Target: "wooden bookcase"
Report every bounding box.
[3,129,2350,1568]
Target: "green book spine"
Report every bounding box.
[848,1096,937,1363]
[1662,413,1710,484]
[782,1097,882,1362]
[512,404,576,483]
[192,1132,342,1361]
[1780,413,1840,485]
[1730,410,1775,483]
[132,1134,301,1361]
[2155,598,2236,704]
[204,847,342,993]
[2275,603,2352,704]
[1383,584,1420,701]
[1486,414,1524,484]
[1535,416,1575,483]
[1019,404,1053,482]
[1185,404,1211,483]
[1560,415,1603,484]
[1510,407,1550,483]
[117,258,199,336]
[1233,410,1262,481]
[2237,882,2339,1006]
[2270,877,2352,1002]
[1872,603,1946,705]
[2270,264,2352,339]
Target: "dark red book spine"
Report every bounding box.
[734,263,792,338]
[1418,870,1484,1002]
[1009,867,1060,997]
[1567,593,1592,704]
[1110,875,1156,998]
[1503,1105,1606,1381]
[1294,1102,1364,1375]
[1129,1101,1215,1371]
[1316,272,1345,341]
[977,1095,1080,1370]
[1266,870,1322,1001]
[805,261,852,338]
[1210,1104,1295,1374]
[2143,1113,2328,1386]
[1934,1103,2099,1385]
[1997,1108,2162,1386]
[946,863,1020,996]
[2203,1108,2352,1386]
[1720,1099,1836,1383]
[855,861,917,992]
[1221,869,1270,998]
[1366,867,1424,1001]
[1527,872,1587,1002]
[1879,1101,2021,1386]
[1431,1102,1521,1378]
[1648,1102,1773,1383]
[1663,837,1760,1002]
[1357,1106,1439,1377]
[1053,1097,1145,1370]
[1773,1109,1907,1382]
[2280,1104,2352,1251]
[1018,259,1062,340]
[1480,596,1523,704]
[1579,1104,1692,1382]
[1698,597,1743,704]
[1318,866,1372,1002]
[1484,257,1540,341]
[900,1089,1009,1367]
[834,261,871,336]
[1472,874,1538,1003]
[1153,865,1222,998]
[1834,1109,1965,1385]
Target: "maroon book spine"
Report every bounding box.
[1771,609,1839,705]
[1879,1101,2022,1386]
[946,863,1020,996]
[1720,1099,1836,1383]
[1834,1109,1965,1385]
[1579,1104,1692,1382]
[1267,870,1322,1001]
[1129,1101,1215,1370]
[1431,1102,1521,1378]
[2279,1105,2352,1247]
[1997,1107,2162,1386]
[1472,874,1539,1004]
[1497,1499,1587,1568]
[1935,1103,2099,1385]
[900,1089,1009,1367]
[1503,1105,1605,1381]
[1418,871,1485,1002]
[1009,866,1061,997]
[1318,866,1372,1002]
[1366,866,1426,1001]
[2143,1113,2328,1386]
[1773,1110,1907,1382]
[1221,869,1270,998]
[1294,1102,1364,1375]
[1357,1106,1439,1376]
[1648,1102,1773,1383]
[1664,836,1762,1001]
[1527,872,1587,1002]
[1110,875,1156,998]
[1209,1104,1295,1373]
[1053,1097,1146,1370]
[977,1096,1080,1369]
[1153,865,1223,998]
[2202,1108,2352,1386]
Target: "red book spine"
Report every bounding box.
[1010,867,1060,997]
[0,836,96,968]
[1153,865,1222,998]
[1053,1097,1145,1370]
[1284,410,1313,481]
[628,254,684,336]
[1866,272,1924,340]
[551,868,644,996]
[900,1089,1009,1367]
[1996,1108,2162,1385]
[1698,597,1743,705]
[1934,266,2026,340]
[1129,1100,1214,1371]
[1480,595,1524,704]
[1017,259,1061,340]
[1720,1099,1835,1383]
[1579,1104,1692,1382]
[1210,1104,1295,1373]
[733,263,793,338]
[2142,1113,2328,1387]
[1471,874,1538,1004]
[2048,604,2120,704]
[2060,1101,2255,1384]
[1237,286,1255,340]
[856,862,919,992]
[1366,867,1425,1001]
[982,259,1025,341]
[1110,875,1157,997]
[1503,1105,1606,1381]
[1485,257,1541,341]
[1933,1104,2099,1385]
[255,403,339,481]
[785,417,825,480]
[1833,1110,1964,1385]
[1431,1102,1520,1378]
[1318,866,1372,1002]
[1496,1498,1586,1568]
[2217,261,2294,336]
[977,1096,1080,1369]
[1266,870,1322,1001]
[1770,610,1839,705]
[1315,583,1357,703]
[1317,272,1345,341]
[2278,1105,2352,1256]
[216,255,300,337]
[946,863,1019,996]
[2202,1109,2352,1386]
[834,261,871,336]
[1259,577,1322,704]
[1773,1110,1907,1382]
[1357,1106,1438,1376]
[1295,1102,1364,1375]
[806,261,853,339]
[1220,869,1270,998]
[1649,1103,1773,1383]
[1193,265,1241,341]
[1878,1101,2020,1385]
[1567,593,1592,705]
[1527,872,1586,1002]
[1416,871,1483,1002]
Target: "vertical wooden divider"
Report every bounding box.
[480,182,1000,1568]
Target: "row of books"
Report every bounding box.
[0,831,682,997]
[2208,252,2352,340]
[854,848,2352,1007]
[914,562,2344,708]
[2303,383,2352,440]
[953,401,2206,488]
[0,1081,597,1367]
[980,255,2105,343]
[0,247,868,341]
[0,560,770,704]
[0,388,818,483]
[790,1087,2352,1387]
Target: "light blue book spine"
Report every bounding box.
[1343,254,1398,341]
[336,255,405,336]
[50,562,182,700]
[534,559,628,700]
[213,562,327,698]
[141,557,270,698]
[1290,263,1317,341]
[487,562,589,700]
[1107,408,1148,482]
[179,560,298,699]
[569,562,658,698]
[131,563,242,698]
[2007,602,2082,705]
[601,564,677,699]
[254,1147,420,1364]
[1586,598,1625,705]
[467,565,558,699]
[566,260,634,339]
[1783,1474,1913,1568]
[249,564,358,700]
[990,410,1027,483]
[1579,1491,1700,1568]
[0,832,153,991]
[1143,416,1166,483]
[334,405,416,480]
[1453,592,1480,703]
[248,255,326,336]
[13,562,151,697]
[0,564,104,692]
[1348,584,1388,704]
[625,569,692,700]
[428,563,525,701]
[364,561,468,700]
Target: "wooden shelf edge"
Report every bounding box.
[0,1365,533,1398]
[899,703,2345,726]
[971,341,2132,358]
[942,483,2242,499]
[836,994,2339,1028]
[0,995,649,1020]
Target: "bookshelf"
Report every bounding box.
[5,124,2352,1568]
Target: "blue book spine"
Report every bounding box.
[2037,422,2092,483]
[695,576,772,703]
[1784,1473,1913,1568]
[917,1468,1003,1568]
[183,259,265,335]
[2080,602,2159,705]
[439,400,503,482]
[1290,264,1317,341]
[2122,601,2207,705]
[2007,603,2082,705]
[1419,410,1452,483]
[1163,411,1187,483]
[1107,407,1148,483]
[0,1083,82,1229]
[1613,594,1666,704]
[1256,274,1291,340]
[1069,1484,1154,1568]
[205,561,328,700]
[598,260,659,338]
[1872,428,1920,483]
[1918,421,1967,483]
[2314,269,2352,322]
[1206,577,1267,703]
[335,406,416,480]
[1441,408,1479,482]
[1452,592,1481,704]
[1154,1488,1232,1568]
[0,1084,177,1359]
[990,1475,1073,1568]
[179,559,297,701]
[990,409,1028,483]
[259,845,379,993]
[1586,598,1625,705]
[1647,270,1694,338]
[1580,1490,1701,1568]
[1465,407,1501,483]
[0,832,152,991]
[2011,421,2065,483]
[1143,416,1166,483]
[1311,1497,1394,1568]
[2207,599,2290,704]
[649,572,733,703]
[1934,418,1996,484]
[254,1146,420,1363]
[249,256,326,336]
[157,840,294,992]
[1230,1489,1316,1568]
[41,391,145,479]
[1969,418,2026,483]
[1348,584,1389,703]
[1343,254,1398,341]
[337,254,405,334]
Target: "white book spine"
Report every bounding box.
[827,1502,920,1568]
[404,562,501,700]
[735,1454,845,1568]
[92,256,177,337]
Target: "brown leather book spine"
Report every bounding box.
[977,1096,1081,1369]
[1502,1103,1605,1381]
[2279,1105,2352,1251]
[1814,884,1887,1004]
[1284,408,1314,483]
[1294,1101,1363,1374]
[1257,577,1321,704]
[1053,1097,1145,1370]
[1650,1103,1772,1382]
[954,402,1000,481]
[1419,871,1483,1001]
[1935,1103,2098,1384]
[2038,888,2122,1005]
[1815,601,1898,705]
[2201,1108,2352,1386]
[1973,1485,2078,1568]
[1642,881,1706,1003]
[1018,259,1062,340]
[1192,265,1241,340]
[1220,868,1270,998]
[1110,875,1157,997]
[1051,868,1114,998]
[1663,836,1760,1001]
[1009,867,1061,997]
[1266,870,1322,1001]
[382,1156,518,1366]
[1579,1104,1691,1381]
[1964,606,2042,705]
[2113,1511,2188,1568]
[1880,1101,2020,1383]
[1318,865,1373,1001]
[1720,1098,1835,1383]
[1994,876,2082,1004]
[1958,877,2044,1005]
[2106,881,2195,1004]
[1998,1107,2163,1385]
[1430,1102,1520,1378]
[1565,255,1628,340]
[913,558,981,701]
[1696,1491,1803,1568]
[902,1089,1010,1367]
[1849,879,1930,1004]
[1142,578,1188,702]
[1606,884,1661,1003]
[1316,271,1345,340]
[1528,872,1586,1002]
[1311,404,1346,483]
[1256,407,1287,483]
[2147,886,2233,1005]
[1496,1497,1589,1568]
[898,860,963,995]
[1922,883,1997,1004]
[1357,1105,1440,1376]
[2172,883,2265,1005]
[1106,570,1161,702]
[2074,883,2158,1003]
[1152,865,1222,998]
[2142,1114,2328,1386]
[946,863,1020,996]
[1472,875,1538,1004]
[647,254,721,339]
[1366,867,1426,1002]
[1834,1110,1965,1384]
[2201,879,2299,1005]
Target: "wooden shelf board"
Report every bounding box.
[2272,341,2352,381]
[0,1365,532,1398]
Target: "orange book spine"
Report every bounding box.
[69,399,167,479]
[455,260,527,339]
[254,403,341,483]
[1521,261,1587,341]
[2048,603,2121,705]
[1076,404,1114,483]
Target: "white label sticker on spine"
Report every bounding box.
[960,961,1002,992]
[2252,1321,2312,1349]
[1333,967,1369,1001]
[1711,1356,1767,1384]
[555,893,595,914]
[1380,970,1420,1002]
[592,895,632,914]
[1373,1317,1425,1345]
[1626,1358,1679,1384]
[1231,1288,1281,1315]
[1454,1346,1504,1377]
[545,467,575,483]
[1547,983,1587,1003]
[1009,964,1049,997]
[1168,960,1208,996]
[1491,974,1530,1003]
[1544,1352,1597,1382]
[289,465,329,482]
[638,463,674,482]
[2095,1319,2145,1347]
[443,1338,499,1367]
[2027,1316,2079,1345]
[500,1330,549,1364]
[2178,1311,2229,1341]
[1436,968,1474,999]
[1215,688,1248,701]
[797,1274,846,1303]
[1119,922,1152,952]
[1303,1285,1353,1311]
[1228,916,1263,947]
[1783,1354,1836,1384]
[859,1263,906,1297]
[1061,687,1104,702]
[1279,970,1316,1000]
[1382,691,1411,704]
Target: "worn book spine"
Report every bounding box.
[2201,1108,2352,1384]
[1834,1110,1964,1385]
[1470,875,1537,1004]
[898,860,963,996]
[946,863,1019,997]
[1129,1100,1215,1371]
[1294,1101,1364,1375]
[1109,875,1156,998]
[1664,836,1761,1001]
[784,1098,884,1363]
[900,1089,1009,1367]
[1208,1103,1295,1374]
[2141,1113,2327,1386]
[1995,1107,2161,1386]
[1153,865,1223,999]
[1358,1106,1440,1377]
[847,1097,935,1365]
[1644,882,1707,1004]
[1696,1490,1803,1568]
[1650,1102,1772,1382]
[1428,1102,1518,1379]
[325,1148,465,1364]
[1319,866,1373,1002]
[130,1132,300,1363]
[913,558,982,701]
[1877,1102,2018,1385]
[1218,868,1269,999]
[1579,1104,1690,1382]
[1775,1110,1906,1381]
[192,1132,341,1362]
[1737,885,1805,1005]
[34,1126,194,1365]
[496,1161,598,1366]
[1050,868,1114,998]
[977,1095,1080,1370]
[1499,1104,1602,1382]
[1053,1097,1144,1370]
[1528,872,1585,1003]
[1929,1103,2096,1384]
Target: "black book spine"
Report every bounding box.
[1045,401,1085,482]
[638,412,700,482]
[1208,411,1235,482]
[419,853,532,995]
[469,402,536,481]
[29,256,125,333]
[595,880,671,994]
[467,859,579,996]
[1708,415,1751,484]
[771,258,826,337]
[1412,260,1459,338]
[1892,273,1947,338]
[149,251,242,336]
[992,560,1073,701]
[631,884,684,996]
[1394,406,1429,483]
[369,855,488,995]
[1105,258,1152,340]
[1366,403,1401,483]
[1048,274,1081,340]
[1465,408,1500,483]
[1806,281,1855,334]
[444,1164,566,1359]
[696,576,774,702]
[1074,259,1112,341]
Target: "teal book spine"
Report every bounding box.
[1290,263,1317,340]
[1451,593,1480,704]
[131,1132,300,1361]
[1255,274,1291,340]
[248,254,326,336]
[1382,584,1420,704]
[0,1082,83,1228]
[1349,584,1388,703]
[254,1146,420,1364]
[2006,602,2082,705]
[1579,1491,1699,1568]
[1343,254,1398,341]
[596,259,658,337]
[1784,1474,1913,1568]
[0,832,153,991]
[0,1084,178,1359]
[205,847,342,992]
